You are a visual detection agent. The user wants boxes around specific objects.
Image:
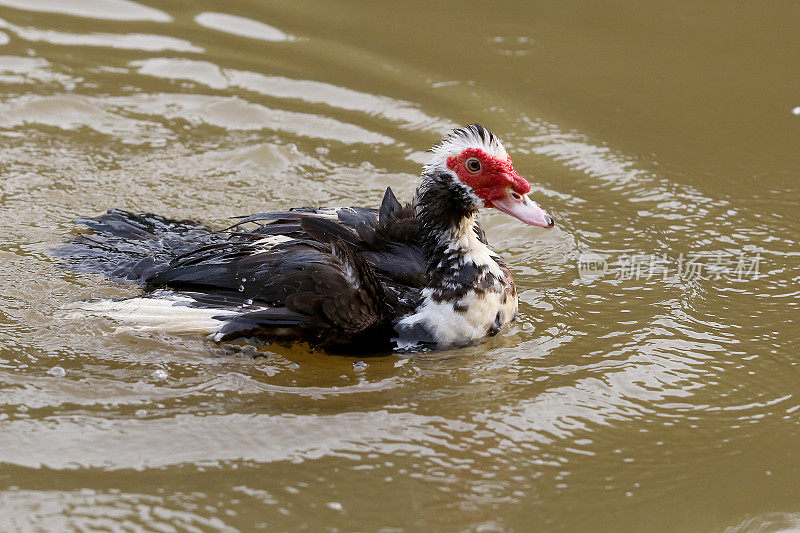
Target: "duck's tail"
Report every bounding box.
[54,209,222,285]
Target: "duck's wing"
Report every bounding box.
[212,237,392,343]
[72,233,393,345]
[228,187,428,292]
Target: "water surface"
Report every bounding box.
[1,1,799,531]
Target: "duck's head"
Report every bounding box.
[423,124,554,229]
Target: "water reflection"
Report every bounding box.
[0,410,465,469]
[132,57,446,130]
[112,93,394,144]
[0,94,169,143]
[194,12,295,42]
[0,0,171,22]
[0,489,233,531]
[0,55,73,86]
[0,18,202,52]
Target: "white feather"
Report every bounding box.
[69,291,267,335]
[251,234,294,256]
[397,288,517,346]
[253,235,293,249]
[396,215,517,346]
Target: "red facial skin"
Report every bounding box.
[446,148,531,205]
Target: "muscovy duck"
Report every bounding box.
[57,124,554,350]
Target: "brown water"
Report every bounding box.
[1,1,799,531]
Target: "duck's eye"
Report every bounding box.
[466,158,481,173]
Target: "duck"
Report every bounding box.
[56,124,554,351]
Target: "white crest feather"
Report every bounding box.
[424,124,509,175]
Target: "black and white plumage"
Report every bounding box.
[56,124,554,351]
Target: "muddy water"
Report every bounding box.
[0,1,798,531]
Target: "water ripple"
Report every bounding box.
[0,0,172,22]
[195,12,296,42]
[0,18,203,52]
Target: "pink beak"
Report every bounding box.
[489,190,554,229]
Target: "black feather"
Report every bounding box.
[56,187,429,347]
